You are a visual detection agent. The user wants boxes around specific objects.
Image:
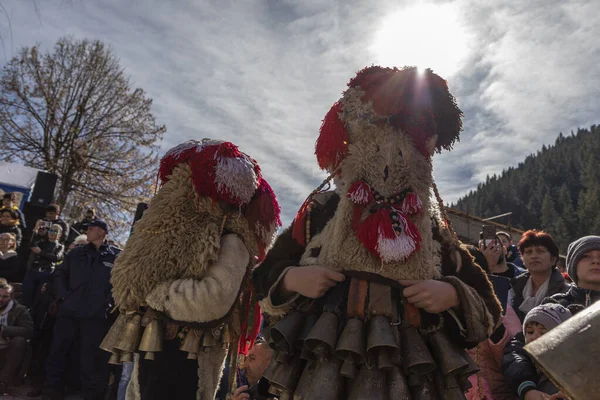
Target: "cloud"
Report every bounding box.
[1,0,598,224]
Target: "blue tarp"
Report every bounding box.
[0,162,42,208]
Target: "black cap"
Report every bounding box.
[85,219,109,234]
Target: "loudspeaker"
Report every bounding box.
[130,202,149,235]
[30,172,58,206]
[22,202,47,239]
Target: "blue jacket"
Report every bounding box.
[54,241,120,320]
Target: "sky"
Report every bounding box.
[1,0,598,226]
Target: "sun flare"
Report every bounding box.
[371,3,470,77]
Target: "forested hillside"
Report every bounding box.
[453,125,600,252]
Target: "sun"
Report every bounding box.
[370,3,470,77]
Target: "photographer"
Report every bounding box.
[22,225,64,307]
[42,205,69,245]
[232,339,273,400]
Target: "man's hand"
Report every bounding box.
[399,280,459,313]
[481,241,502,270]
[280,266,345,299]
[31,247,41,254]
[524,390,552,400]
[232,385,250,400]
[549,392,568,400]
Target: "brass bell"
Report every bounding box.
[387,366,410,400]
[108,351,121,365]
[300,357,343,400]
[401,326,436,376]
[120,352,133,363]
[139,319,164,354]
[221,324,232,349]
[428,330,468,376]
[270,311,305,355]
[114,313,143,353]
[202,328,217,349]
[348,364,387,400]
[335,318,366,378]
[268,352,305,395]
[144,352,155,361]
[293,360,316,400]
[180,329,202,358]
[304,312,339,360]
[100,312,128,353]
[366,315,399,370]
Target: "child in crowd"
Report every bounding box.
[503,303,571,400]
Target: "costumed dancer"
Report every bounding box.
[101,139,281,400]
[252,66,503,399]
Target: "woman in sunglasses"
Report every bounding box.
[22,224,65,307]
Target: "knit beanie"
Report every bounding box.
[566,235,600,285]
[523,303,572,332]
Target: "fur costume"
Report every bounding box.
[252,67,502,399]
[101,139,281,400]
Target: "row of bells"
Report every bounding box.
[100,312,233,364]
[263,310,478,399]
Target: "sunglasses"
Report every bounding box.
[48,229,60,234]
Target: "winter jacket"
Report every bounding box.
[41,218,70,244]
[0,206,26,229]
[502,332,560,399]
[1,301,33,339]
[0,223,22,248]
[54,241,120,320]
[0,251,21,282]
[466,308,521,400]
[27,239,64,271]
[510,268,571,323]
[543,285,600,314]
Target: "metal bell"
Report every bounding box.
[366,315,399,370]
[202,328,217,350]
[268,352,305,395]
[409,375,437,400]
[457,351,479,389]
[221,324,232,349]
[100,312,128,353]
[120,352,133,363]
[304,312,339,360]
[401,326,436,376]
[335,318,366,378]
[297,313,319,360]
[180,329,202,358]
[114,313,143,353]
[428,330,469,376]
[348,363,387,400]
[139,319,164,354]
[293,360,316,400]
[387,366,411,400]
[263,355,280,382]
[300,357,343,400]
[108,351,121,365]
[144,352,155,360]
[270,311,305,355]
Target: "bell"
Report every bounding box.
[401,326,436,376]
[348,364,387,400]
[271,311,305,355]
[433,371,467,400]
[108,351,121,365]
[120,352,133,363]
[456,375,472,392]
[268,353,305,394]
[366,315,399,370]
[139,319,164,354]
[181,329,202,358]
[457,351,479,388]
[335,318,366,378]
[221,324,233,348]
[144,352,155,360]
[304,312,339,360]
[114,313,143,353]
[100,312,128,353]
[428,330,469,376]
[409,375,437,400]
[300,358,343,400]
[263,356,280,382]
[387,366,411,400]
[293,360,316,400]
[202,328,217,349]
[297,313,319,360]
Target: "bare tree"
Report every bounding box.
[0,36,165,236]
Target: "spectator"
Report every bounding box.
[43,205,69,245]
[1,193,26,229]
[502,303,571,400]
[44,219,120,400]
[0,209,23,249]
[0,233,20,283]
[481,235,525,279]
[510,230,570,323]
[72,208,97,234]
[555,255,571,283]
[544,236,600,313]
[498,231,524,268]
[22,224,64,307]
[0,283,34,395]
[232,339,274,400]
[67,234,88,253]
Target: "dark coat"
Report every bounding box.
[510,268,571,323]
[0,252,21,282]
[543,285,600,314]
[502,332,559,399]
[2,300,34,339]
[252,191,502,349]
[54,241,120,320]
[27,239,64,271]
[0,224,23,248]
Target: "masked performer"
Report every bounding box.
[101,139,281,400]
[252,66,502,399]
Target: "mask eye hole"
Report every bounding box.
[398,149,403,159]
[375,145,380,152]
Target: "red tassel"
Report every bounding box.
[291,199,311,246]
[315,102,349,171]
[356,208,394,258]
[244,179,282,257]
[347,181,373,205]
[237,288,262,356]
[399,192,423,214]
